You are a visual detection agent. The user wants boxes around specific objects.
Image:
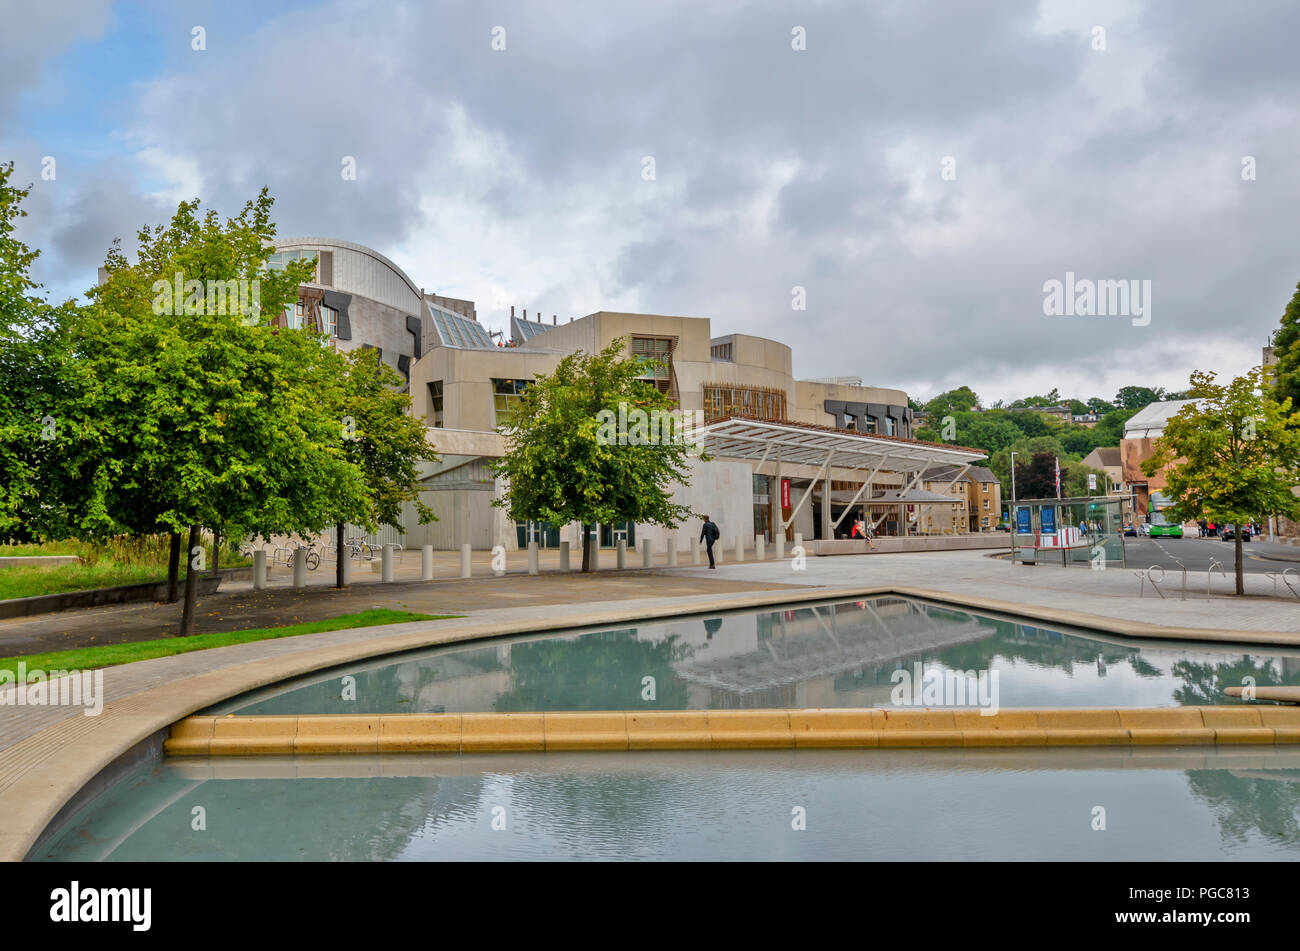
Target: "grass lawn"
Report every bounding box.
[0,562,171,601]
[0,609,456,681]
[0,536,254,601]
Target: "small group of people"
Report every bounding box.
[696,513,878,568]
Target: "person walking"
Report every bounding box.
[700,515,720,569]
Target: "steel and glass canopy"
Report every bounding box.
[697,416,987,473]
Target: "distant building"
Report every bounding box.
[918,465,1002,533]
[1080,447,1123,494]
[1120,400,1197,516]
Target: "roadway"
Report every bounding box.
[1121,535,1300,575]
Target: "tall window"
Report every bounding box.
[631,336,673,392]
[319,303,338,336]
[428,380,444,428]
[283,300,305,329]
[493,378,530,426]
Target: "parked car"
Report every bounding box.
[1221,524,1252,542]
[995,523,1011,532]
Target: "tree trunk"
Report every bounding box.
[336,521,346,589]
[211,527,220,577]
[1235,534,1245,596]
[581,523,592,573]
[166,531,181,603]
[180,524,201,635]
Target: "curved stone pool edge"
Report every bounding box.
[166,707,1300,755]
[5,582,1299,862]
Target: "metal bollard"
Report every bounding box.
[292,547,307,589]
[616,539,627,569]
[253,549,267,590]
[340,548,351,586]
[528,541,539,575]
[460,543,472,578]
[590,540,600,571]
[642,539,653,568]
[421,545,433,581]
[559,540,570,571]
[794,532,803,550]
[756,536,765,561]
[668,540,678,567]
[381,544,394,582]
[735,534,744,563]
[776,534,785,560]
[692,537,701,565]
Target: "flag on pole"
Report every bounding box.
[1055,456,1061,498]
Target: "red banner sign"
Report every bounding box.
[780,478,791,509]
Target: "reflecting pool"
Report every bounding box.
[204,597,1300,715]
[38,748,1300,861]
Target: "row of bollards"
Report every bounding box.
[250,530,799,588]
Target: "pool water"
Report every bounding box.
[38,749,1300,861]
[205,597,1300,715]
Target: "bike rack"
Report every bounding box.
[1135,565,1166,599]
[1207,560,1225,598]
[1284,568,1300,601]
[1173,559,1187,600]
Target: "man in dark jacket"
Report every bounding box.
[700,515,720,569]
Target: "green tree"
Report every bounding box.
[1271,279,1300,410]
[1060,425,1101,456]
[1115,385,1164,409]
[0,164,80,541]
[491,339,698,572]
[988,436,1066,490]
[1092,406,1138,444]
[331,346,438,588]
[1086,396,1116,415]
[1013,452,1064,499]
[1142,368,1300,594]
[923,386,979,417]
[56,190,371,631]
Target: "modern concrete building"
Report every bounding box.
[274,238,988,552]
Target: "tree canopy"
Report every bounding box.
[1142,368,1300,593]
[491,339,698,571]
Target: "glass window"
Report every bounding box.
[493,378,530,426]
[319,303,338,336]
[428,381,444,428]
[631,336,673,383]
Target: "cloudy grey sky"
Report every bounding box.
[3,0,1297,406]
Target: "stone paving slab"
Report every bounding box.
[688,550,1300,634]
[0,569,799,655]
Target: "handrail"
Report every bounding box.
[1135,565,1166,599]
[1207,560,1225,598]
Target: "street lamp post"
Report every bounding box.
[1009,450,1018,566]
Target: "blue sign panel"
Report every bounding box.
[1016,507,1031,533]
[1040,506,1057,535]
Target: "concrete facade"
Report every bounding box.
[276,238,980,552]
